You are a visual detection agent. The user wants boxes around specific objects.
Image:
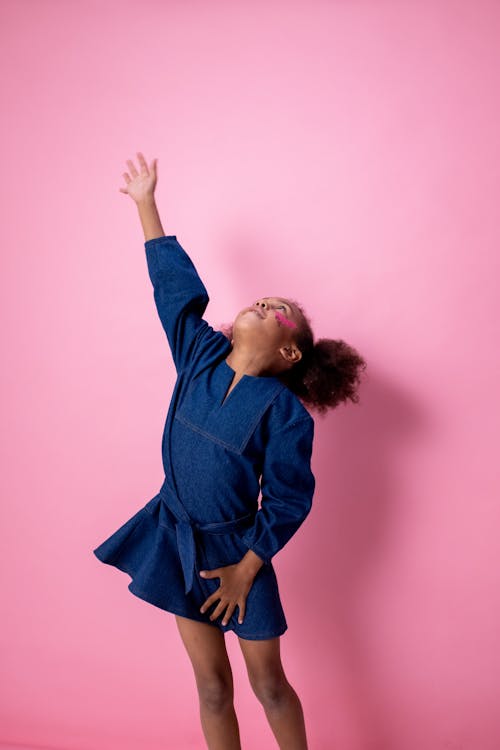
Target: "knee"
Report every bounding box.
[249,671,290,710]
[196,675,234,714]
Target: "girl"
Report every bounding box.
[93,152,366,749]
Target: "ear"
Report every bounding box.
[279,344,302,365]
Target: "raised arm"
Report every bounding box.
[119,152,222,372]
[144,235,214,372]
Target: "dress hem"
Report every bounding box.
[93,549,288,641]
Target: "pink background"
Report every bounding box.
[1,1,499,749]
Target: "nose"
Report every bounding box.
[252,301,268,318]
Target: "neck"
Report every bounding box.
[226,345,276,378]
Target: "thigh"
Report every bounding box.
[175,614,233,681]
[237,635,284,682]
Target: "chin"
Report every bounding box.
[234,312,258,330]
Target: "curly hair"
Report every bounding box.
[218,298,367,416]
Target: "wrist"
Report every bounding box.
[238,549,265,579]
[136,196,164,241]
[136,194,156,207]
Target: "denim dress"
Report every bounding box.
[93,236,316,640]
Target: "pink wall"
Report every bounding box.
[1,1,499,748]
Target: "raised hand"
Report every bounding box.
[119,152,158,203]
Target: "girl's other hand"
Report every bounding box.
[199,563,256,626]
[119,152,157,203]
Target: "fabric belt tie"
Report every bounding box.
[175,515,255,595]
[144,491,255,595]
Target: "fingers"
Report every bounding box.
[211,598,246,626]
[126,159,139,178]
[200,590,220,614]
[237,599,246,625]
[221,602,237,627]
[119,172,132,193]
[210,599,231,624]
[136,151,149,174]
[199,568,221,579]
[120,154,156,194]
[200,594,246,626]
[199,589,233,624]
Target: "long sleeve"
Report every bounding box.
[144,235,218,373]
[240,416,316,564]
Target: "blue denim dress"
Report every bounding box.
[93,236,316,640]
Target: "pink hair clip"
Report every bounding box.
[275,310,297,329]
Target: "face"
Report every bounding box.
[232,297,303,367]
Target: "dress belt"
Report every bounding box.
[143,485,255,595]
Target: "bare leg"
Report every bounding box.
[175,615,241,750]
[238,635,308,749]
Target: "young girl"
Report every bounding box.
[93,152,366,749]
